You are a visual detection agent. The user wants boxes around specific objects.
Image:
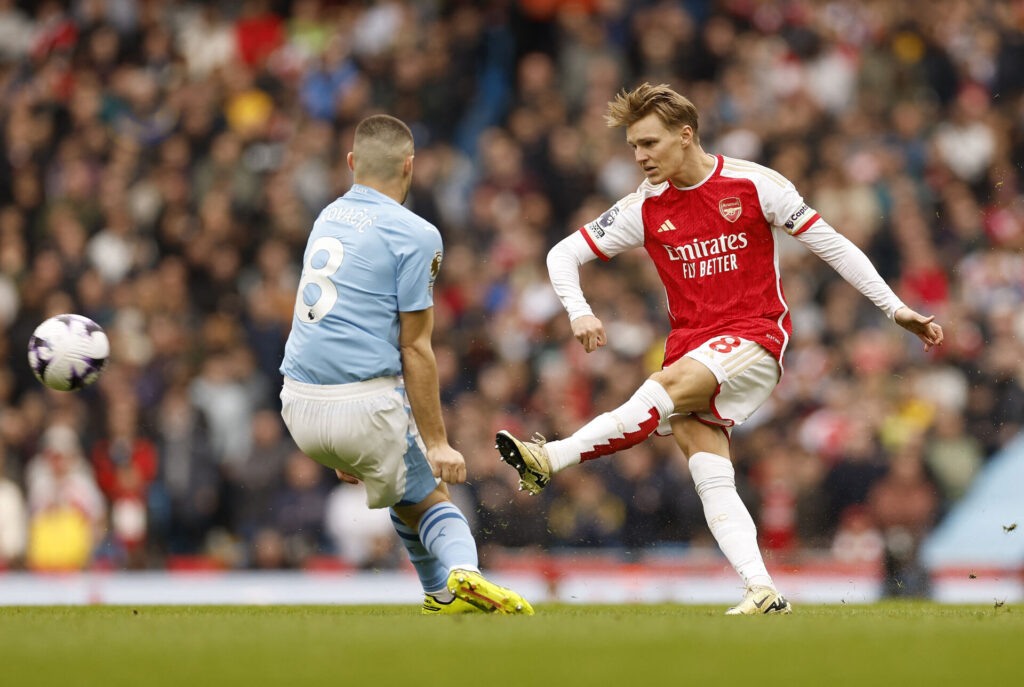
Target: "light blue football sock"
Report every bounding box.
[390,510,448,596]
[417,501,479,574]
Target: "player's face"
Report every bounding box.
[625,114,687,185]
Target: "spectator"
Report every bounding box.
[224,408,291,540]
[548,470,625,548]
[176,6,236,79]
[264,451,330,567]
[0,442,28,568]
[324,482,398,569]
[24,424,105,571]
[150,386,220,556]
[90,397,158,566]
[868,440,940,597]
[188,350,256,469]
[831,505,885,565]
[608,443,698,549]
[924,407,983,507]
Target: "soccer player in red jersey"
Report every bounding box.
[497,83,943,614]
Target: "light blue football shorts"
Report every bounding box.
[280,375,439,509]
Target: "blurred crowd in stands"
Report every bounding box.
[0,0,1022,592]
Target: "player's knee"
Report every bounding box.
[650,364,712,409]
[395,483,451,529]
[649,368,683,400]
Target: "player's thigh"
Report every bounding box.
[280,384,436,509]
[685,337,779,430]
[280,388,399,470]
[651,356,719,412]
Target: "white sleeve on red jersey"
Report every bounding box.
[577,181,661,260]
[795,219,906,319]
[546,231,599,321]
[720,156,821,235]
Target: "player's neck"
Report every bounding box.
[354,177,409,204]
[668,150,717,188]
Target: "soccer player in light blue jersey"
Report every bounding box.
[280,115,532,615]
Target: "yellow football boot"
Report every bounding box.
[447,569,534,615]
[421,593,478,615]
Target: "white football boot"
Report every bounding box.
[725,585,792,615]
[495,431,552,495]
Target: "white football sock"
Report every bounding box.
[427,588,454,603]
[689,451,774,589]
[546,380,675,473]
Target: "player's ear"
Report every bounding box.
[404,155,414,177]
[679,125,693,147]
[346,151,355,171]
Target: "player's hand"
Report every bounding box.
[427,445,467,484]
[894,306,944,352]
[571,315,607,353]
[335,470,360,484]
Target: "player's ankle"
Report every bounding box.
[427,588,454,603]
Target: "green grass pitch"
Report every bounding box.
[1,603,1020,686]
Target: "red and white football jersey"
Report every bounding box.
[579,155,820,365]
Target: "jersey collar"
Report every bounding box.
[348,183,401,206]
[670,154,721,191]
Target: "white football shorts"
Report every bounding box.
[280,375,439,509]
[658,336,780,435]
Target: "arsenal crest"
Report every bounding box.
[719,197,742,223]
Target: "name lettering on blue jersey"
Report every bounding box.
[321,206,376,232]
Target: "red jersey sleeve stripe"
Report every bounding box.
[578,226,611,261]
[791,213,821,236]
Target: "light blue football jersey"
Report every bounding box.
[280,184,443,385]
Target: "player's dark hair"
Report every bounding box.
[352,114,414,180]
[606,83,699,140]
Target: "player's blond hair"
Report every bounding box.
[352,114,414,180]
[605,83,699,139]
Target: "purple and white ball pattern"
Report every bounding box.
[28,314,110,391]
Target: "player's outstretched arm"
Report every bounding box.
[795,223,943,351]
[894,306,944,352]
[399,307,467,484]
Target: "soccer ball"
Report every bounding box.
[27,314,110,391]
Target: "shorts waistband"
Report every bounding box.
[282,375,400,400]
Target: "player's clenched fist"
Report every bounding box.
[571,314,607,353]
[427,445,467,484]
